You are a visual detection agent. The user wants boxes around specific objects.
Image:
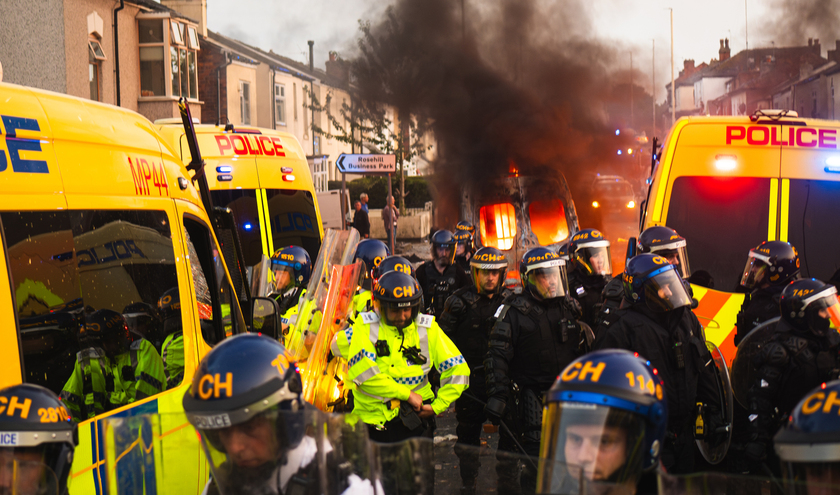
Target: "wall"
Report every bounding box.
[0,0,67,92]
[138,99,200,122]
[198,41,227,124]
[226,61,257,126]
[368,209,431,240]
[255,63,272,129]
[730,92,748,115]
[675,85,694,112]
[696,77,730,112]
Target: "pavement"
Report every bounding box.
[432,406,503,494]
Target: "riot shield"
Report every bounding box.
[656,469,840,495]
[103,410,380,495]
[730,317,781,408]
[373,437,436,495]
[249,254,273,298]
[695,341,734,465]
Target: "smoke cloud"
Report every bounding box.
[755,0,840,49]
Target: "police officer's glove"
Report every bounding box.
[485,397,506,426]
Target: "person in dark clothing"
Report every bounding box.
[485,247,592,495]
[452,229,473,273]
[438,247,512,495]
[566,229,612,328]
[594,254,722,475]
[417,230,471,316]
[734,240,800,346]
[738,278,840,477]
[351,200,370,239]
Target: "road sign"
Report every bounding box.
[336,154,396,174]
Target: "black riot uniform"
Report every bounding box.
[417,230,471,315]
[566,229,612,327]
[484,247,592,495]
[438,247,511,495]
[734,241,800,346]
[738,279,840,476]
[594,254,721,474]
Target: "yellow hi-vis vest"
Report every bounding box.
[331,311,470,426]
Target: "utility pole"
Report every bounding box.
[745,0,749,50]
[652,39,656,138]
[670,8,675,126]
[630,52,634,129]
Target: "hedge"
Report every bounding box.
[328,176,433,209]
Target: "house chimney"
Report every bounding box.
[684,59,695,72]
[719,38,731,61]
[325,51,349,85]
[814,39,821,56]
[308,40,314,72]
[809,38,813,46]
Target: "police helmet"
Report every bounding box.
[452,230,473,258]
[373,255,416,282]
[520,247,568,300]
[780,279,840,335]
[741,241,800,290]
[569,229,612,278]
[431,230,457,266]
[354,239,390,280]
[84,309,130,358]
[455,220,475,236]
[638,226,691,279]
[373,271,423,328]
[775,380,840,492]
[0,384,76,495]
[557,241,571,262]
[158,288,182,335]
[470,247,508,295]
[624,254,693,312]
[122,302,161,342]
[538,350,666,493]
[270,245,312,292]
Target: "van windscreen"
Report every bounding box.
[787,180,840,282]
[666,176,771,291]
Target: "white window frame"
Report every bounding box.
[274,83,286,126]
[240,80,251,125]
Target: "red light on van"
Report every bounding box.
[282,174,296,182]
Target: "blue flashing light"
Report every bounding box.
[243,222,253,230]
[615,129,620,136]
[617,150,622,155]
[216,165,233,173]
[217,174,233,182]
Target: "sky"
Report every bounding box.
[205,0,799,102]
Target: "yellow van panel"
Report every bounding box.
[0,238,22,387]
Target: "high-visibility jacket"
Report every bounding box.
[114,339,166,402]
[351,291,373,320]
[162,332,184,390]
[275,288,306,329]
[60,347,118,422]
[331,311,470,426]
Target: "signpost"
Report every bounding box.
[336,154,398,252]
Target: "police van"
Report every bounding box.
[154,122,324,275]
[0,82,256,494]
[642,111,840,362]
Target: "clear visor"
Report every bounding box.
[650,245,691,279]
[0,449,60,495]
[644,270,693,312]
[122,312,155,338]
[806,291,840,330]
[470,267,506,295]
[526,265,568,300]
[376,299,421,329]
[575,245,612,277]
[433,244,456,265]
[455,243,467,256]
[538,403,646,494]
[271,261,296,292]
[740,253,770,290]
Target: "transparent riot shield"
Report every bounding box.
[695,341,734,465]
[0,455,61,495]
[286,229,360,362]
[655,468,840,495]
[374,437,437,495]
[300,261,365,411]
[104,409,380,495]
[249,254,273,298]
[731,317,781,408]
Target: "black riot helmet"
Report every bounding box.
[741,241,800,290]
[520,247,568,301]
[270,245,312,292]
[373,255,416,283]
[556,240,571,262]
[780,279,840,335]
[569,229,612,278]
[455,220,475,237]
[183,334,305,495]
[431,230,457,266]
[638,226,691,279]
[122,302,161,343]
[354,239,391,280]
[0,383,77,495]
[624,254,693,313]
[373,271,423,329]
[85,309,130,359]
[470,247,508,295]
[158,288,182,336]
[453,230,473,259]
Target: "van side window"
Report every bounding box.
[2,210,179,422]
[787,180,840,281]
[265,189,321,262]
[183,217,238,345]
[209,189,263,268]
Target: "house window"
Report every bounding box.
[240,81,251,125]
[170,20,185,45]
[170,42,198,99]
[139,17,198,99]
[88,38,105,101]
[275,83,286,125]
[293,83,298,120]
[138,19,166,97]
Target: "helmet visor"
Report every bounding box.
[471,267,506,295]
[433,244,456,265]
[740,252,770,290]
[0,450,60,495]
[270,260,296,292]
[575,244,612,277]
[650,245,691,279]
[538,402,646,493]
[377,300,420,329]
[644,269,693,312]
[526,263,568,300]
[804,288,840,330]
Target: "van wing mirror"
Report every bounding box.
[250,297,282,340]
[212,207,252,309]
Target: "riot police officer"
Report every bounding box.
[455,220,476,243]
[158,288,184,390]
[594,254,721,474]
[350,239,391,317]
[438,247,512,495]
[0,384,76,495]
[183,333,375,495]
[485,247,592,494]
[97,309,165,404]
[417,230,471,316]
[453,230,474,273]
[775,380,840,492]
[566,229,612,327]
[734,241,800,346]
[537,350,667,495]
[737,278,840,475]
[122,302,164,350]
[267,246,312,332]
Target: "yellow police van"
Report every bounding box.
[0,82,249,494]
[154,122,324,272]
[642,111,840,362]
